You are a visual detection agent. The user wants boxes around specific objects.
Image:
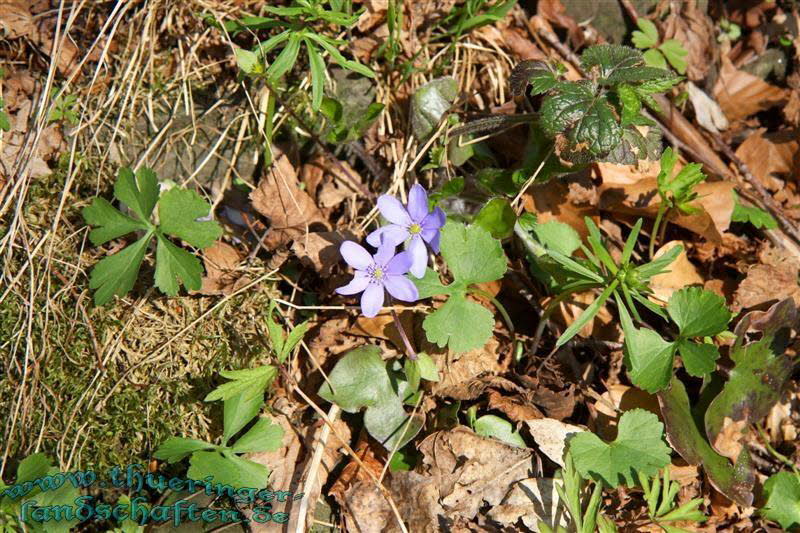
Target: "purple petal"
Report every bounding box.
[377,195,412,226]
[407,236,427,278]
[425,230,441,254]
[373,242,397,267]
[335,272,370,295]
[384,275,419,302]
[421,207,445,230]
[340,241,373,270]
[407,184,429,223]
[386,250,412,275]
[366,224,409,248]
[360,283,384,317]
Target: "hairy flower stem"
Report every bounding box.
[390,305,417,360]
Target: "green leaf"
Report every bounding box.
[363,395,423,451]
[281,320,310,362]
[635,243,682,280]
[306,40,326,111]
[82,197,148,246]
[705,299,796,461]
[153,437,214,463]
[509,60,562,96]
[622,320,676,393]
[423,296,495,354]
[569,409,671,487]
[223,390,264,445]
[115,167,159,223]
[230,418,284,453]
[632,19,659,49]
[154,234,204,295]
[88,233,152,306]
[761,472,800,530]
[474,198,517,239]
[16,453,52,484]
[412,268,450,299]
[440,222,507,286]
[617,83,642,126]
[234,47,261,75]
[205,366,278,403]
[410,77,458,141]
[676,339,719,378]
[642,48,667,70]
[731,192,777,229]
[556,279,618,347]
[188,451,269,489]
[581,44,671,84]
[531,220,582,256]
[266,33,302,82]
[657,377,755,506]
[658,40,688,74]
[158,187,222,248]
[416,352,440,382]
[317,345,391,412]
[474,414,526,447]
[306,33,375,79]
[0,107,10,132]
[667,287,731,338]
[404,357,421,393]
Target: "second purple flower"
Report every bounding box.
[367,184,445,278]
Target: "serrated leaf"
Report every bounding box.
[581,44,672,84]
[15,453,52,484]
[676,339,719,378]
[153,437,214,463]
[731,191,777,229]
[658,40,688,74]
[115,167,159,223]
[761,472,800,530]
[82,197,148,246]
[569,409,671,487]
[413,268,451,299]
[158,187,222,248]
[154,234,204,295]
[317,345,392,412]
[617,83,641,126]
[474,415,526,448]
[88,233,152,306]
[642,48,668,70]
[188,451,269,489]
[509,60,561,96]
[540,81,622,158]
[205,365,277,402]
[440,222,508,285]
[667,287,731,338]
[632,19,659,49]
[423,296,495,353]
[230,418,284,453]
[622,321,676,393]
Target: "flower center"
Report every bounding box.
[409,223,422,235]
[371,266,385,280]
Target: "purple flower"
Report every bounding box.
[367,184,445,278]
[336,241,419,318]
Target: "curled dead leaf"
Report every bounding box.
[713,57,787,121]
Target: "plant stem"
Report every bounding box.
[649,205,666,259]
[390,306,417,360]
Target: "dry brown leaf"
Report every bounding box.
[525,418,586,467]
[784,89,800,127]
[734,263,800,311]
[349,310,416,352]
[291,230,354,277]
[686,81,729,134]
[341,481,398,533]
[250,154,329,249]
[524,172,597,239]
[649,241,704,303]
[537,0,584,48]
[416,426,534,521]
[0,1,34,39]
[487,389,544,422]
[546,289,620,342]
[198,241,250,296]
[713,57,787,121]
[592,384,661,441]
[388,471,445,533]
[429,336,505,399]
[1,100,64,183]
[662,0,715,82]
[734,128,800,192]
[488,478,570,531]
[711,417,748,463]
[502,26,547,61]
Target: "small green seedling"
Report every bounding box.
[650,147,708,257]
[47,88,79,126]
[639,468,706,532]
[632,18,689,74]
[265,301,310,363]
[0,98,10,132]
[154,366,283,489]
[82,167,222,305]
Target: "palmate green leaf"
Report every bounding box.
[230,417,284,454]
[731,192,777,229]
[153,437,214,463]
[642,48,668,70]
[761,472,800,530]
[158,187,223,249]
[188,450,269,489]
[82,197,148,246]
[635,243,682,280]
[540,81,622,159]
[658,40,688,75]
[620,303,675,393]
[569,409,671,488]
[581,44,673,85]
[88,233,152,306]
[205,366,278,403]
[115,167,159,222]
[423,296,495,354]
[667,287,731,338]
[474,198,516,239]
[440,221,508,285]
[676,339,719,378]
[223,390,264,446]
[509,60,562,96]
[154,234,204,296]
[617,83,641,126]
